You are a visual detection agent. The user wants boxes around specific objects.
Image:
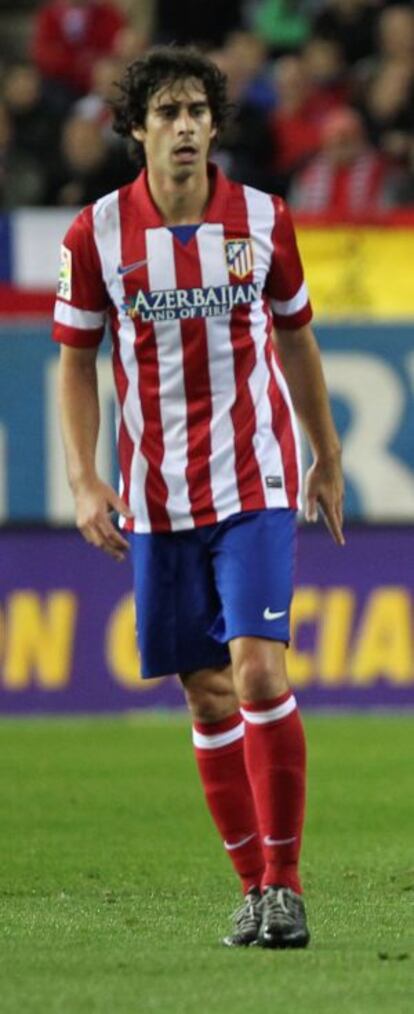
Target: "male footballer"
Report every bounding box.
[54,46,344,949]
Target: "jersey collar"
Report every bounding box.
[131,162,231,227]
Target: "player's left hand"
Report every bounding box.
[304,451,345,546]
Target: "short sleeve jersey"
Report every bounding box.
[53,164,312,532]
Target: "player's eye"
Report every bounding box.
[158,106,177,119]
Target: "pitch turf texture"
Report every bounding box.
[0,716,413,1014]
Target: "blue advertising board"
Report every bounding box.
[0,321,413,522]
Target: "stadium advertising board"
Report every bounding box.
[2,212,414,319]
[0,526,413,713]
[0,322,413,523]
[296,223,414,320]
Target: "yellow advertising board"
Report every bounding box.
[296,226,414,319]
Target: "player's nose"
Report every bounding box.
[175,109,195,134]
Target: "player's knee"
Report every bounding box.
[186,690,236,722]
[180,668,238,722]
[233,656,288,702]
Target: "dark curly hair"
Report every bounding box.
[112,46,229,166]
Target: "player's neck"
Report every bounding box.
[146,166,210,225]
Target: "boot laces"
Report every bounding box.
[263,887,297,926]
[232,892,261,933]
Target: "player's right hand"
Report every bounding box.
[73,478,133,561]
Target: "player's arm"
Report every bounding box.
[274,323,344,546]
[53,207,132,559]
[58,345,131,561]
[266,195,344,545]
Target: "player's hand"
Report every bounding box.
[73,477,133,561]
[304,450,345,546]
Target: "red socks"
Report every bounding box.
[241,692,306,894]
[192,712,264,893]
[192,695,306,895]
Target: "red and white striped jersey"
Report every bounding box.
[53,164,312,532]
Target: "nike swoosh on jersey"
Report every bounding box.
[263,834,296,846]
[263,607,287,620]
[117,258,149,276]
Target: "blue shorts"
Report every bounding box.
[129,508,297,678]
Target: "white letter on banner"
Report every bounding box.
[323,352,414,519]
[45,356,115,522]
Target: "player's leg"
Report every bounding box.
[229,636,309,948]
[231,635,305,895]
[180,662,237,722]
[210,508,310,948]
[180,664,264,943]
[128,527,263,938]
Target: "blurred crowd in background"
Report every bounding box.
[1,0,414,213]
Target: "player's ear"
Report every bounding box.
[210,124,218,141]
[132,126,145,143]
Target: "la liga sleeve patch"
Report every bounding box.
[57,244,72,301]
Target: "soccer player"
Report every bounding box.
[53,46,344,949]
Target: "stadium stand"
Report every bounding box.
[0,0,413,208]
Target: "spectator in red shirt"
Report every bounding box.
[288,106,398,215]
[268,54,344,195]
[32,0,127,107]
[303,37,350,110]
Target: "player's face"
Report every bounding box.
[132,79,217,181]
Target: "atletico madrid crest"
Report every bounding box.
[225,238,254,279]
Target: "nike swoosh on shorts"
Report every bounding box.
[263,608,287,620]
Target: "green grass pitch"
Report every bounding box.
[0,714,413,1013]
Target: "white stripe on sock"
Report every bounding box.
[192,721,245,750]
[240,695,296,725]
